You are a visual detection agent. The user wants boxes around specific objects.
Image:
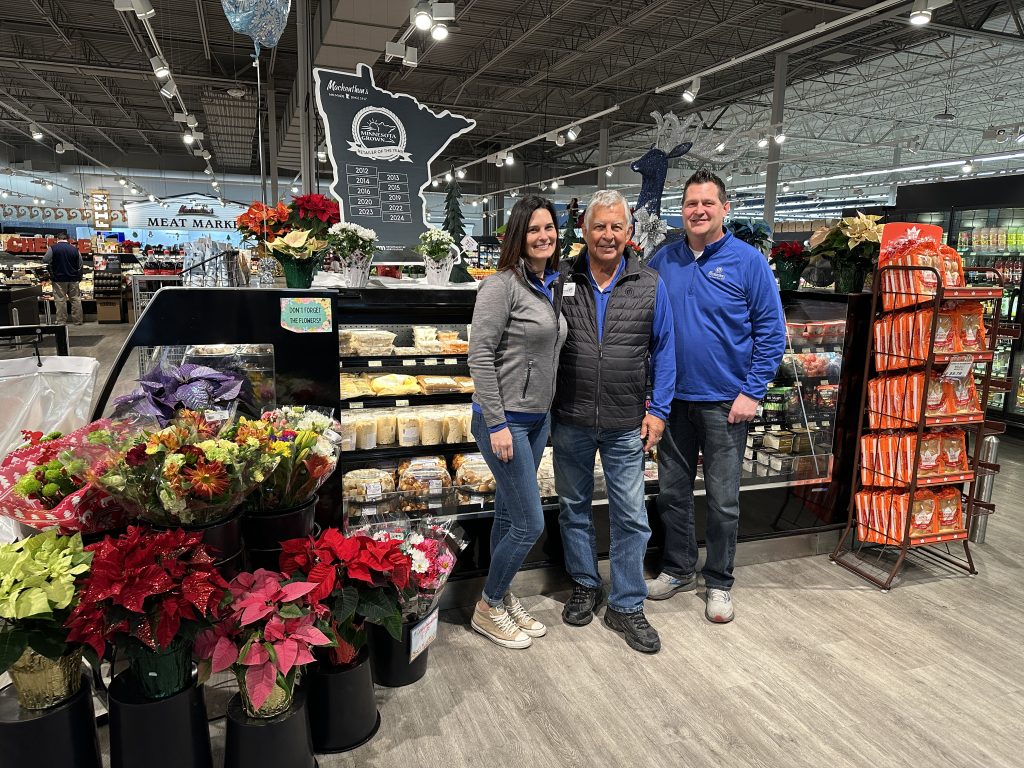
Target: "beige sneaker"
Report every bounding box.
[503,592,547,638]
[471,603,533,648]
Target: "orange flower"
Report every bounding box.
[183,459,229,499]
[237,202,291,242]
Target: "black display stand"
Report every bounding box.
[107,674,212,768]
[0,676,101,768]
[306,652,380,753]
[368,622,429,687]
[242,495,317,571]
[223,688,316,768]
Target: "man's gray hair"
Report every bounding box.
[583,189,631,229]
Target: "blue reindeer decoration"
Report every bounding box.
[632,112,692,220]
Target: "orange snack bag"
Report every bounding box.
[933,303,960,354]
[855,492,872,543]
[910,309,933,364]
[946,375,979,414]
[939,244,964,287]
[873,317,891,372]
[904,373,924,424]
[925,372,950,416]
[868,378,884,429]
[895,431,918,484]
[941,429,968,472]
[917,432,942,476]
[957,303,987,352]
[879,433,900,487]
[934,488,962,533]
[888,491,908,544]
[908,491,937,538]
[860,435,877,486]
[907,241,942,302]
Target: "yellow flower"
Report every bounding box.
[839,211,884,249]
[270,229,311,251]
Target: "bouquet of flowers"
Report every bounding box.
[236,202,291,243]
[373,518,467,619]
[0,530,93,676]
[223,407,340,511]
[110,362,252,427]
[279,527,414,666]
[193,569,332,716]
[415,228,456,262]
[64,526,228,698]
[0,421,138,533]
[94,412,280,527]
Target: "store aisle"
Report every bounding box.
[300,437,1024,768]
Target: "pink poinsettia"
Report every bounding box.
[194,569,332,713]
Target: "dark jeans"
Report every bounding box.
[657,400,747,590]
[471,411,549,606]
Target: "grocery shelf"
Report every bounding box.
[784,343,844,354]
[340,441,479,462]
[943,286,1003,300]
[340,354,468,369]
[925,412,985,426]
[339,393,471,408]
[910,530,968,547]
[933,351,993,364]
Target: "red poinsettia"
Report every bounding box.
[770,240,809,263]
[279,528,414,666]
[64,526,228,659]
[292,194,340,226]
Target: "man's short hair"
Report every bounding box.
[683,168,727,204]
[56,231,69,240]
[583,189,631,229]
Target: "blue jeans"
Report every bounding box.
[471,411,550,607]
[657,400,747,591]
[551,420,650,613]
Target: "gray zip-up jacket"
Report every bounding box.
[468,264,568,429]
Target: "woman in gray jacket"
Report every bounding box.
[468,195,567,649]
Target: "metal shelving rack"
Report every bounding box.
[830,262,1004,589]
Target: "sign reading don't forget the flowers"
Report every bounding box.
[280,297,332,334]
[313,64,475,250]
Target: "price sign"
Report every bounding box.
[461,235,478,253]
[409,608,439,662]
[943,354,975,379]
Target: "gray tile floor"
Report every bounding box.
[9,319,1021,767]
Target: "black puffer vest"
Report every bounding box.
[552,249,658,430]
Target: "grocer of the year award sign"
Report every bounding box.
[314,64,475,249]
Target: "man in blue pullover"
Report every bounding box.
[646,169,785,623]
[552,189,676,653]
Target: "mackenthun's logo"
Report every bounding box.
[177,203,215,216]
[709,265,726,280]
[347,107,412,162]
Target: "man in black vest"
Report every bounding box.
[551,189,676,654]
[43,232,84,325]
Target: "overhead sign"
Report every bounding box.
[124,194,246,231]
[313,64,475,250]
[90,189,112,231]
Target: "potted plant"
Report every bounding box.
[193,568,332,718]
[63,526,229,700]
[727,217,773,254]
[278,528,414,751]
[415,228,457,285]
[227,407,341,570]
[809,211,884,293]
[325,221,378,288]
[110,363,251,427]
[266,229,329,289]
[769,241,810,290]
[0,530,93,710]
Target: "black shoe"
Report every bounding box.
[603,607,661,653]
[562,582,604,626]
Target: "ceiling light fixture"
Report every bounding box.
[430,22,448,41]
[186,115,199,129]
[681,76,701,104]
[226,86,247,99]
[431,178,440,187]
[159,78,178,98]
[148,194,156,202]
[317,149,327,162]
[183,132,195,145]
[550,180,559,190]
[30,124,43,140]
[566,124,581,141]
[909,0,932,25]
[149,55,170,79]
[118,177,127,186]
[961,160,974,173]
[45,182,53,190]
[757,135,769,149]
[774,132,786,144]
[715,141,726,153]
[505,153,514,166]
[54,142,67,154]
[456,168,466,178]
[782,183,790,192]
[290,184,299,194]
[510,189,518,197]
[605,168,614,177]
[555,133,566,147]
[203,166,213,175]
[412,1,432,30]
[130,185,138,194]
[444,171,453,182]
[211,180,219,188]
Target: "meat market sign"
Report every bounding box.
[124,194,246,231]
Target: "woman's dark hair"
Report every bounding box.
[497,195,560,275]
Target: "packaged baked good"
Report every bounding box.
[353,414,378,450]
[939,244,964,288]
[933,304,959,353]
[925,373,949,416]
[947,375,979,414]
[412,326,438,348]
[455,459,495,492]
[957,303,986,353]
[918,432,942,476]
[339,328,397,356]
[908,491,937,538]
[342,468,396,501]
[398,456,446,476]
[436,330,460,342]
[941,429,968,472]
[443,409,468,443]
[419,411,444,445]
[375,410,397,445]
[396,412,420,446]
[370,374,419,396]
[417,375,461,394]
[398,462,453,496]
[335,413,358,452]
[441,339,469,354]
[340,373,375,400]
[935,488,962,532]
[452,452,483,471]
[453,376,475,393]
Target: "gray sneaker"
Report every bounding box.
[705,588,734,623]
[645,572,697,601]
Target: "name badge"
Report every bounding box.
[563,282,576,298]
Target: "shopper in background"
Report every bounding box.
[646,169,786,623]
[552,189,675,654]
[467,195,567,649]
[43,232,84,326]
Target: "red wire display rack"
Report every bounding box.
[830,262,1004,590]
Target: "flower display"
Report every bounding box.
[809,211,884,268]
[110,363,251,427]
[94,412,279,526]
[0,530,93,675]
[236,201,290,243]
[326,221,378,259]
[769,241,808,264]
[279,528,414,666]
[292,194,341,234]
[415,228,456,262]
[63,527,228,660]
[193,569,332,714]
[266,228,327,262]
[370,519,466,619]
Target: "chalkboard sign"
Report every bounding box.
[313,64,476,250]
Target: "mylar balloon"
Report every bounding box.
[221,0,292,51]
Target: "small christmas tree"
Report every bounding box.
[562,197,582,257]
[443,179,466,243]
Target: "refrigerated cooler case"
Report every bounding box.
[91,286,870,581]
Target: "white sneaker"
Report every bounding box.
[645,572,697,601]
[705,589,734,623]
[471,604,533,648]
[503,592,547,637]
